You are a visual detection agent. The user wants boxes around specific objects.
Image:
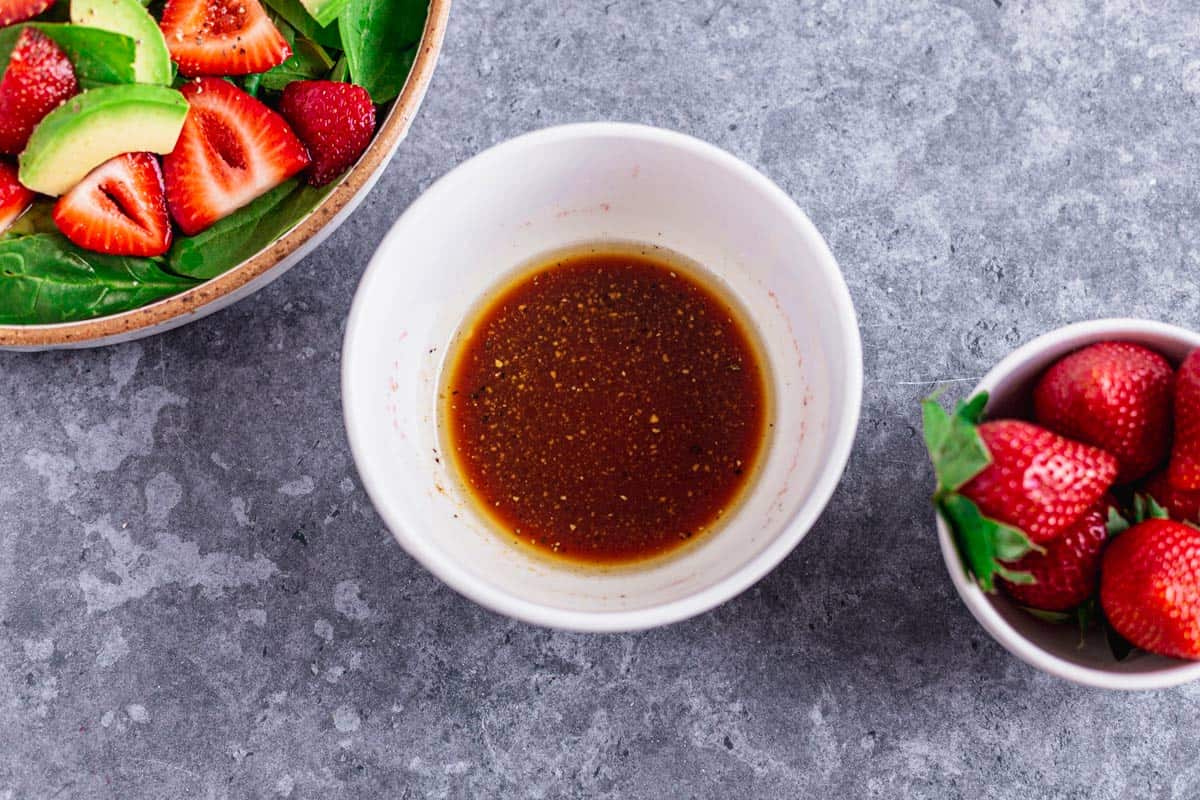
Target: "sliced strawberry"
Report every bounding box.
[163,78,309,235]
[0,0,54,27]
[962,420,1119,544]
[1032,341,1174,484]
[1101,519,1200,660]
[52,153,171,257]
[997,501,1109,612]
[279,80,376,187]
[0,28,78,155]
[160,0,290,77]
[1169,349,1200,490]
[0,159,34,232]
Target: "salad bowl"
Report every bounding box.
[0,0,450,351]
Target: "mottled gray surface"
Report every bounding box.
[3,1,1200,797]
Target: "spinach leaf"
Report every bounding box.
[299,0,349,28]
[338,0,425,103]
[329,53,348,83]
[0,24,138,88]
[264,0,343,50]
[0,29,15,68]
[242,72,263,97]
[271,10,298,47]
[167,180,334,280]
[0,234,198,324]
[259,36,334,91]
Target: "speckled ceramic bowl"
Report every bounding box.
[937,318,1200,690]
[0,0,450,351]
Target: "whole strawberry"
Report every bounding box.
[1033,341,1173,484]
[961,420,1118,544]
[998,501,1109,611]
[1169,349,1200,490]
[0,28,78,155]
[924,394,1119,592]
[1143,470,1200,523]
[279,80,376,187]
[1100,519,1200,660]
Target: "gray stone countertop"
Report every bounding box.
[4,1,1200,797]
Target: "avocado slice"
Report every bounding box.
[70,0,171,85]
[19,85,187,196]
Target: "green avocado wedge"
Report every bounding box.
[70,0,172,85]
[19,84,188,196]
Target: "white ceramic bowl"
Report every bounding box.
[343,123,862,631]
[937,318,1200,689]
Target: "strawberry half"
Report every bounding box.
[0,28,78,155]
[52,153,172,257]
[279,80,377,187]
[1033,341,1173,484]
[163,78,309,235]
[1169,349,1200,490]
[0,0,54,27]
[997,500,1109,612]
[160,0,290,77]
[962,420,1118,544]
[0,159,34,232]
[1101,519,1200,660]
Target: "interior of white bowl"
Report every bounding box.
[343,123,862,630]
[938,318,1200,688]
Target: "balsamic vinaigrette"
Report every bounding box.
[440,244,771,567]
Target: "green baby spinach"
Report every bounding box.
[259,36,335,92]
[0,234,198,324]
[338,0,425,103]
[264,0,343,50]
[167,180,334,280]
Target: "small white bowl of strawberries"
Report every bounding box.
[928,318,1200,690]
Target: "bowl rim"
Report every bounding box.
[0,0,452,348]
[936,317,1200,690]
[342,121,864,632]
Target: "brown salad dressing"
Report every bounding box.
[441,244,771,567]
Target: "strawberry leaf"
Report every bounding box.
[938,492,1037,592]
[1131,493,1169,524]
[922,391,992,493]
[955,392,988,425]
[1023,607,1073,624]
[1145,495,1168,520]
[1024,601,1096,649]
[1106,506,1131,537]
